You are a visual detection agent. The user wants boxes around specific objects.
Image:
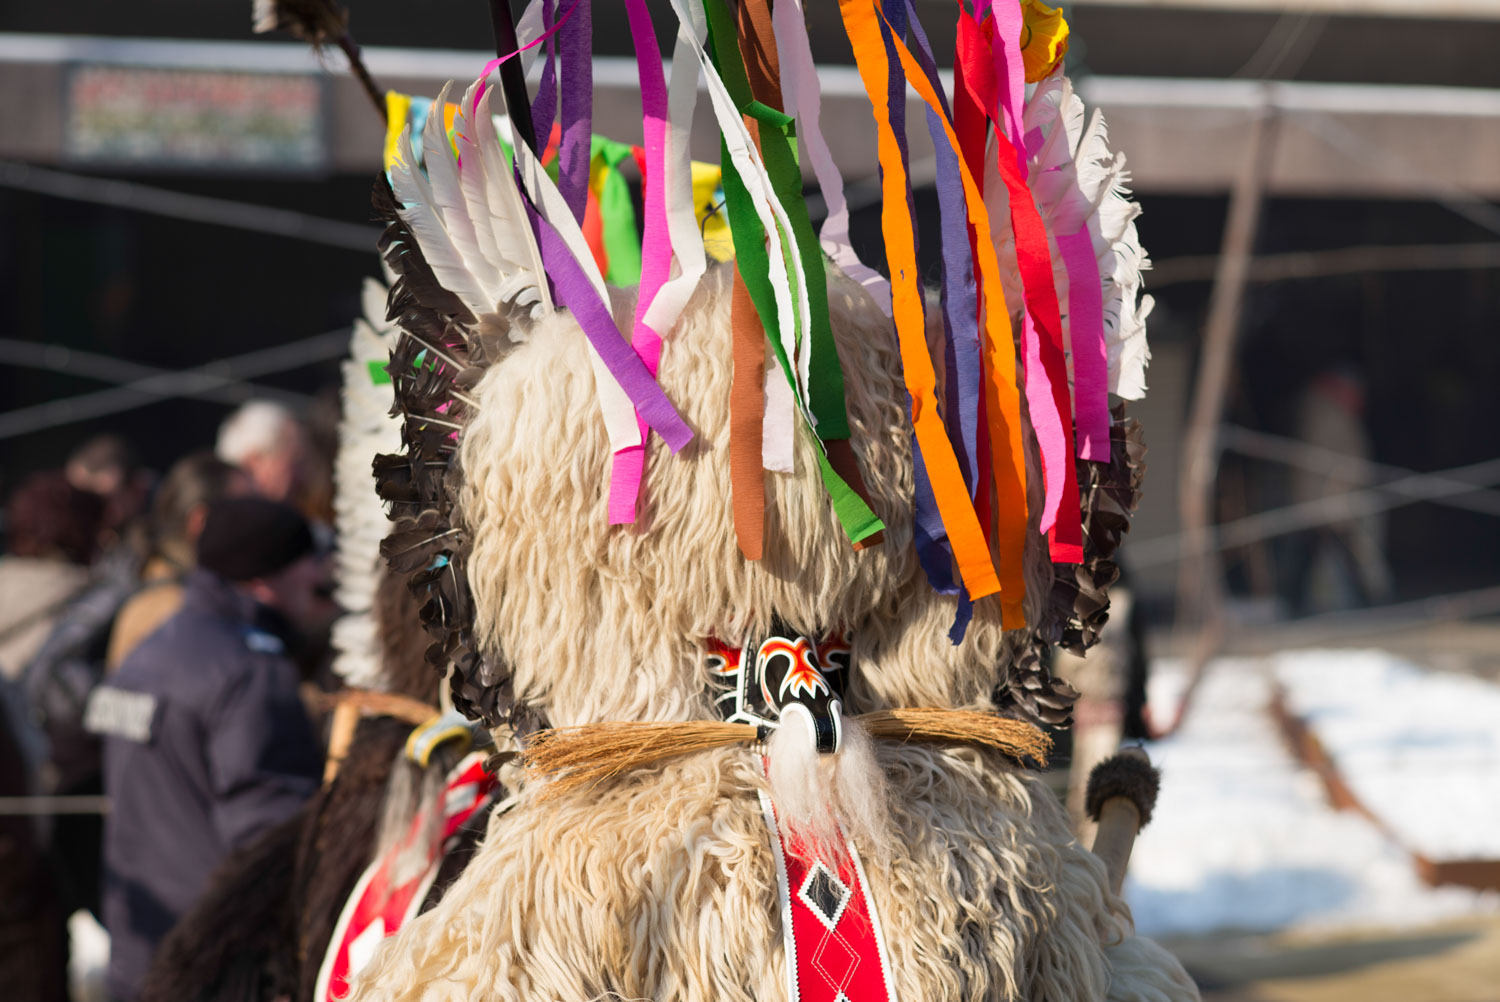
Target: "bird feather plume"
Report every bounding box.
[1022,67,1152,400]
[1075,110,1152,400]
[450,87,506,289]
[422,82,501,297]
[463,77,553,318]
[390,126,493,318]
[332,277,405,689]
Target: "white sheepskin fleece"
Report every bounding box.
[350,743,1194,1002]
[352,266,1197,1002]
[458,265,917,727]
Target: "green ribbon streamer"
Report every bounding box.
[590,135,643,285]
[703,0,850,442]
[704,0,882,544]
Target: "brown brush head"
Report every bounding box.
[859,708,1051,766]
[252,0,348,46]
[524,721,757,801]
[1084,749,1160,826]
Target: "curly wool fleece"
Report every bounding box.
[349,746,1196,1002]
[350,266,1197,1001]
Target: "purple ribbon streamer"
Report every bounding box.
[530,0,558,152]
[929,117,982,493]
[902,0,949,117]
[903,0,981,498]
[882,0,911,203]
[531,208,694,452]
[556,0,592,223]
[912,424,973,644]
[881,3,986,627]
[877,6,953,596]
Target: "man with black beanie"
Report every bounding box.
[90,498,334,1001]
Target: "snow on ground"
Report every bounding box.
[1274,649,1500,861]
[1125,653,1500,938]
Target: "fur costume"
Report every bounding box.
[225,2,1197,999]
[349,262,1196,1001]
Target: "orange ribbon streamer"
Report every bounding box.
[731,268,767,560]
[839,0,1032,611]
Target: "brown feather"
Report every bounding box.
[370,174,529,731]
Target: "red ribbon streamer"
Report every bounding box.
[955,9,1083,564]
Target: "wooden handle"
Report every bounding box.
[322,700,361,786]
[1090,795,1143,896]
[1088,745,1152,895]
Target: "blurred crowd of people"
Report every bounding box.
[0,401,342,1002]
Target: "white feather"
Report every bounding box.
[1076,112,1153,400]
[422,82,501,297]
[331,278,405,690]
[468,80,553,317]
[1022,67,1153,400]
[390,127,492,317]
[451,84,506,291]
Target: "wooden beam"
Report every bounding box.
[1165,103,1279,736]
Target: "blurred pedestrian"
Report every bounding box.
[90,498,331,1001]
[106,453,252,670]
[19,465,150,925]
[0,694,67,1002]
[0,476,96,1002]
[0,472,105,681]
[215,400,311,505]
[64,434,152,559]
[1281,366,1393,614]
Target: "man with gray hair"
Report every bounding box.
[215,400,310,505]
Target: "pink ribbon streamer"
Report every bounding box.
[473,0,580,114]
[1059,228,1112,461]
[986,5,1068,535]
[990,2,1028,183]
[607,0,673,525]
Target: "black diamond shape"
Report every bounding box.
[802,865,849,924]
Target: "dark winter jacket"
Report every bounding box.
[92,570,321,1001]
[21,546,141,920]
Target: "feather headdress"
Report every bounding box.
[361,0,1154,732]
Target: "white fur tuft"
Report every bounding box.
[766,715,892,865]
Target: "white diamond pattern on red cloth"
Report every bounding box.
[811,923,860,997]
[758,781,899,1002]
